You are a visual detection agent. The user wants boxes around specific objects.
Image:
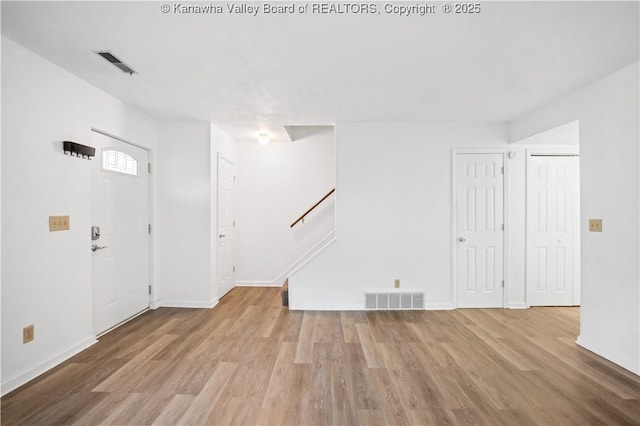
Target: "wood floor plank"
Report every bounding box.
[99,392,147,425]
[227,396,263,425]
[408,323,458,367]
[463,323,537,371]
[406,407,457,426]
[71,391,131,425]
[91,334,179,392]
[224,339,279,400]
[177,361,237,425]
[15,390,107,426]
[270,309,304,343]
[355,323,384,368]
[294,311,316,364]
[356,409,386,426]
[340,312,360,344]
[151,394,194,426]
[528,335,640,399]
[206,395,245,425]
[254,305,282,338]
[330,362,358,425]
[343,342,379,411]
[1,289,638,426]
[368,368,410,425]
[125,361,216,424]
[311,311,343,344]
[256,341,298,425]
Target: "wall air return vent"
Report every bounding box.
[96,51,136,75]
[365,292,424,310]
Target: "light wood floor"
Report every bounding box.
[2,287,639,425]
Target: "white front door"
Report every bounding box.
[217,155,235,297]
[91,131,150,335]
[455,153,504,308]
[526,155,580,306]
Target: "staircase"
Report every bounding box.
[282,188,336,308]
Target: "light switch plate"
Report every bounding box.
[589,219,602,232]
[49,215,70,231]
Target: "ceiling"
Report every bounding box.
[2,1,638,139]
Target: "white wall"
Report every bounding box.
[1,36,160,394]
[509,62,640,375]
[290,123,509,310]
[157,122,214,307]
[0,20,3,392]
[235,127,335,286]
[514,120,579,146]
[504,144,527,308]
[156,123,238,307]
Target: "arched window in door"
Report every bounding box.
[102,150,138,176]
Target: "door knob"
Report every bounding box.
[91,244,108,252]
[458,237,466,242]
[219,234,226,238]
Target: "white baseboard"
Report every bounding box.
[236,229,336,287]
[159,297,219,309]
[238,231,336,288]
[1,336,98,396]
[149,300,161,309]
[424,303,456,310]
[576,335,640,376]
[235,282,281,287]
[507,303,529,309]
[290,301,458,311]
[278,231,335,282]
[289,302,363,311]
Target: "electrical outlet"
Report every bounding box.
[394,279,400,289]
[23,325,34,344]
[589,219,602,232]
[49,215,70,232]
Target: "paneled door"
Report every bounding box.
[456,153,504,308]
[91,131,150,335]
[217,155,235,298]
[526,155,580,306]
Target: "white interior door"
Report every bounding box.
[217,155,235,297]
[526,155,580,306]
[91,132,150,335]
[456,153,504,308]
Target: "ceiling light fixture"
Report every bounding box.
[258,133,270,146]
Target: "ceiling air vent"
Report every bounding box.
[96,51,136,75]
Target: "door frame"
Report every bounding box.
[452,149,508,308]
[524,147,581,307]
[216,153,235,298]
[90,128,155,313]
